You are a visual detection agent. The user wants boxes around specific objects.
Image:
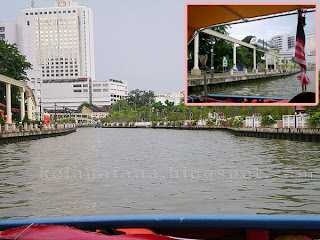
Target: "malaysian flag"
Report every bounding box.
[294,9,310,85]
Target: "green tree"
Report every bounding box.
[164,100,174,108]
[0,40,32,119]
[0,40,31,80]
[127,89,155,109]
[111,100,131,112]
[188,26,233,72]
[237,36,264,70]
[77,102,97,111]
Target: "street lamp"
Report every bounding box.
[186,107,189,120]
[39,99,42,121]
[18,95,23,121]
[54,103,57,122]
[54,103,57,129]
[149,98,152,122]
[211,39,216,80]
[199,52,208,100]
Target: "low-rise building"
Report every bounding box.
[81,105,108,120]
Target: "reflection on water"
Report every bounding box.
[0,128,320,218]
[210,71,316,98]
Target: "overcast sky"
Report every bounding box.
[0,0,318,94]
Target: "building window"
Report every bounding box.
[93,89,101,92]
[0,34,5,40]
[0,27,5,32]
[30,12,33,15]
[73,89,82,93]
[73,84,81,88]
[73,10,76,13]
[26,13,29,15]
[83,89,88,92]
[27,21,30,26]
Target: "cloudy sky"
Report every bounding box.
[0,0,318,94]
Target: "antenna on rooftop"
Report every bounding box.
[30,0,35,8]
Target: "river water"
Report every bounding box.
[1,128,320,219]
[210,71,316,98]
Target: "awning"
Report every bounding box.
[0,103,20,113]
[187,4,316,40]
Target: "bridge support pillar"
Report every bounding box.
[191,33,201,75]
[233,43,237,70]
[5,83,12,124]
[273,55,277,72]
[253,49,257,71]
[265,53,268,72]
[27,95,33,121]
[19,88,25,121]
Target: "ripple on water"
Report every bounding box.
[0,128,320,218]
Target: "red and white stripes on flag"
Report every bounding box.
[294,9,310,85]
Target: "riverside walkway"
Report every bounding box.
[0,123,76,144]
[188,70,299,89]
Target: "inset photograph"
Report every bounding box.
[186,3,318,105]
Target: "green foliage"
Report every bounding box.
[307,112,320,128]
[0,40,32,80]
[0,40,31,121]
[77,102,97,111]
[231,117,244,127]
[111,100,130,112]
[164,100,174,108]
[22,114,30,124]
[127,89,155,109]
[261,115,277,126]
[0,117,5,126]
[188,27,233,72]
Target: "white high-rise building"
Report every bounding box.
[271,35,290,51]
[305,32,316,67]
[0,0,124,113]
[1,0,129,114]
[271,34,296,61]
[17,0,95,83]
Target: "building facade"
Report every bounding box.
[17,0,95,83]
[155,91,184,106]
[271,32,316,67]
[1,0,127,115]
[109,79,128,105]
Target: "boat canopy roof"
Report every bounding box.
[187,4,316,40]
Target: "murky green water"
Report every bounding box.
[0,128,320,219]
[210,71,316,98]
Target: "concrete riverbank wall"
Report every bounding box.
[227,127,320,142]
[151,126,320,142]
[188,71,299,93]
[0,128,77,144]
